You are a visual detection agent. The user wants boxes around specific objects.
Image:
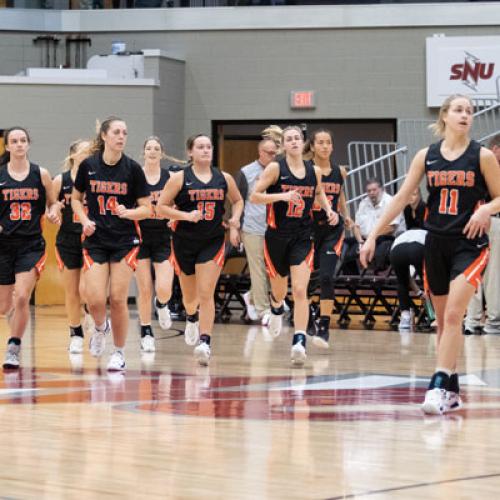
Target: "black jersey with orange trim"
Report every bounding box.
[266,158,317,237]
[0,163,46,239]
[312,163,343,224]
[139,167,171,234]
[173,166,227,240]
[424,140,488,239]
[74,152,149,247]
[58,170,83,235]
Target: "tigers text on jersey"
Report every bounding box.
[312,163,343,224]
[0,163,46,239]
[139,167,171,234]
[424,140,488,238]
[58,170,83,235]
[173,166,227,240]
[266,158,317,236]
[74,152,149,247]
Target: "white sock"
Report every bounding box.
[96,320,107,332]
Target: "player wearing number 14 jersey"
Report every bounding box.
[72,117,151,372]
[251,126,337,367]
[157,134,243,366]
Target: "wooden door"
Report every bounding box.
[220,139,258,176]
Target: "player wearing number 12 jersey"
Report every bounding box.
[157,134,243,366]
[72,117,151,372]
[251,125,337,367]
[360,95,500,415]
[0,127,60,370]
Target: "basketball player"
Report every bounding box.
[53,139,92,355]
[0,127,61,369]
[307,129,350,348]
[250,126,337,366]
[72,117,151,371]
[360,95,500,414]
[135,136,176,353]
[156,134,243,366]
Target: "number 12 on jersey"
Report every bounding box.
[438,188,459,216]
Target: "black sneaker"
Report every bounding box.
[312,328,329,349]
[306,304,318,336]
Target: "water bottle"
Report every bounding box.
[424,298,435,322]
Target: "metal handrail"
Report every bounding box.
[347,146,408,176]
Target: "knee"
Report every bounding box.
[198,287,214,303]
[109,294,128,310]
[292,285,307,302]
[14,291,30,309]
[444,306,466,327]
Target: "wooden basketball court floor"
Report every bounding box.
[1,306,500,499]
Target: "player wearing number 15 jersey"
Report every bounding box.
[157,134,243,366]
[250,125,337,367]
[0,127,60,370]
[360,95,500,416]
[72,117,151,372]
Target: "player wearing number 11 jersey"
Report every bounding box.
[157,134,243,366]
[360,95,500,415]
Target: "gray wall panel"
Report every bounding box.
[0,13,498,167]
[0,85,154,173]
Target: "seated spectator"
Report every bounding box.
[352,177,405,272]
[390,228,427,331]
[404,187,426,229]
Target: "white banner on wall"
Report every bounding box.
[426,35,500,107]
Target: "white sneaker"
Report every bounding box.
[89,320,110,358]
[291,341,307,366]
[107,350,126,371]
[194,342,211,366]
[184,320,200,346]
[268,312,283,338]
[140,334,156,353]
[261,311,271,327]
[445,391,463,412]
[398,310,412,332]
[155,298,172,330]
[69,335,84,354]
[243,292,259,321]
[3,343,20,369]
[421,388,446,415]
[69,353,83,373]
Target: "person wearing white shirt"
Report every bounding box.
[353,178,405,271]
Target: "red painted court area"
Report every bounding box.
[3,368,500,421]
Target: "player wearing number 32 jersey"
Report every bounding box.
[0,126,61,370]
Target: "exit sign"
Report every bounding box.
[290,91,316,109]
